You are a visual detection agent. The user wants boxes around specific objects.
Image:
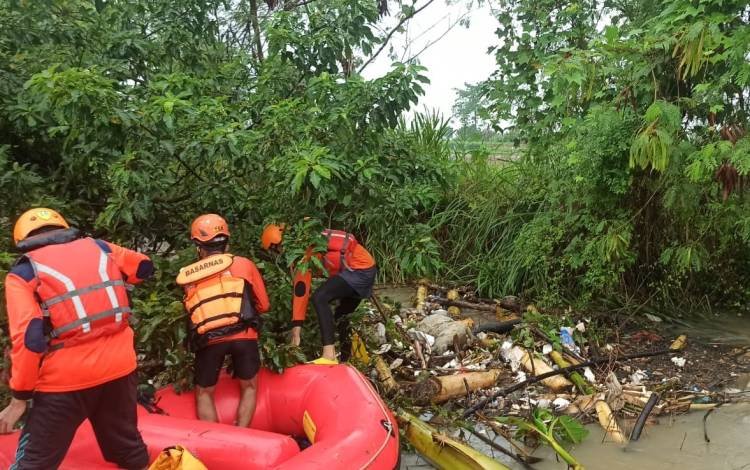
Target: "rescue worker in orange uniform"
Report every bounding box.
[0,208,154,469]
[177,214,269,427]
[261,224,376,363]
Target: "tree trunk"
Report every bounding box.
[249,0,264,62]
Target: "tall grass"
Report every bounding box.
[430,152,542,297]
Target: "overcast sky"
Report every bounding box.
[361,3,498,123]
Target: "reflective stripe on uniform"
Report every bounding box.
[31,240,128,339]
[98,250,123,322]
[39,280,126,309]
[31,261,91,333]
[49,306,132,338]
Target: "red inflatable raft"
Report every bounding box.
[0,364,400,469]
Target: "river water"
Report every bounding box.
[379,287,750,469]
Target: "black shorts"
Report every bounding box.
[194,339,260,388]
[10,371,147,470]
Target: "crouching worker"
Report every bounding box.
[0,208,154,469]
[261,224,376,363]
[177,214,269,427]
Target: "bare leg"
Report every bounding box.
[321,344,337,361]
[236,376,258,427]
[195,385,219,422]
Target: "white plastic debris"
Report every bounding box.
[441,359,459,369]
[389,358,403,370]
[552,397,571,411]
[671,357,686,367]
[630,369,649,385]
[375,322,387,345]
[372,343,392,355]
[407,328,435,348]
[537,398,552,409]
[542,343,553,355]
[575,321,586,332]
[416,312,470,354]
[514,371,527,383]
[645,313,663,322]
[501,341,526,372]
[583,367,596,383]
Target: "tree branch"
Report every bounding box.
[404,9,472,63]
[357,0,436,74]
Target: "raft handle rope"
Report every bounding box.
[354,365,395,470]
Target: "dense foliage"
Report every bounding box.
[0,0,748,386]
[447,0,750,309]
[0,0,450,383]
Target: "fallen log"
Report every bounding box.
[397,411,510,470]
[422,283,523,312]
[413,370,504,404]
[428,296,514,316]
[462,347,677,418]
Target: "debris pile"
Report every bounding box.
[356,282,750,468]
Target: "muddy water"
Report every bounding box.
[376,286,750,469]
[533,403,750,469]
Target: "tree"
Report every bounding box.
[0,0,452,383]
[452,82,493,134]
[475,0,750,305]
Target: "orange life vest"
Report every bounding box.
[177,254,255,340]
[322,229,359,275]
[25,237,131,350]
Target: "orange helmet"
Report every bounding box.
[13,208,69,245]
[190,214,230,243]
[261,223,284,250]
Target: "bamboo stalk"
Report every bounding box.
[424,369,503,403]
[595,400,627,444]
[689,403,719,411]
[415,284,428,312]
[446,289,462,318]
[463,347,677,419]
[373,356,398,394]
[430,296,507,315]
[398,411,511,470]
[549,351,594,395]
[670,334,687,351]
[513,346,572,392]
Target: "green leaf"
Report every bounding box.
[555,416,589,444]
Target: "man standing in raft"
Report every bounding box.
[0,208,153,469]
[261,223,377,363]
[177,214,269,427]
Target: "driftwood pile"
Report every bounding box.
[358,282,730,469]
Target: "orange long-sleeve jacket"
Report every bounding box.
[5,238,154,399]
[291,243,374,325]
[182,255,270,343]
